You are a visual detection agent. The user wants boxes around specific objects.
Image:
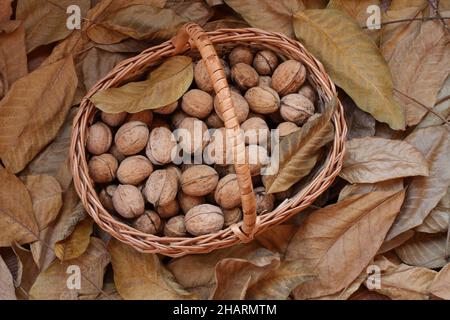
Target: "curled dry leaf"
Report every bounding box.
[340,91,376,140]
[429,263,450,300]
[416,188,449,233]
[90,56,193,113]
[263,99,335,194]
[224,0,304,38]
[0,255,16,300]
[395,233,448,269]
[338,178,404,202]
[11,244,40,299]
[286,189,406,299]
[387,126,450,240]
[0,56,78,173]
[293,9,405,130]
[378,230,415,255]
[340,137,429,184]
[16,0,90,53]
[108,239,195,300]
[54,218,93,261]
[29,237,110,300]
[0,166,38,247]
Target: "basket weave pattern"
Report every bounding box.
[70,23,347,257]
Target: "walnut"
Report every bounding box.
[181,89,213,119]
[206,111,225,128]
[254,186,275,214]
[214,90,249,124]
[272,60,306,96]
[178,192,205,214]
[126,110,153,127]
[241,117,270,145]
[88,153,118,183]
[277,122,300,137]
[298,83,317,103]
[171,110,189,128]
[231,63,259,90]
[132,210,161,234]
[156,199,180,219]
[101,112,127,127]
[280,94,315,125]
[154,101,178,115]
[181,165,219,197]
[229,46,254,66]
[146,127,176,165]
[214,174,241,209]
[253,50,279,75]
[164,215,187,237]
[246,145,270,176]
[109,144,125,162]
[99,184,117,212]
[194,59,230,92]
[258,76,272,88]
[86,122,112,155]
[166,165,182,184]
[115,121,149,155]
[245,86,280,114]
[117,155,153,185]
[176,117,209,154]
[205,127,234,165]
[223,207,242,227]
[185,204,224,236]
[307,113,322,123]
[143,169,178,206]
[112,184,145,219]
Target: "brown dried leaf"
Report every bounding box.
[416,188,449,233]
[314,268,367,300]
[91,56,193,113]
[264,100,335,193]
[286,189,406,299]
[378,230,415,254]
[166,0,214,26]
[0,0,12,22]
[395,233,448,269]
[340,137,429,184]
[55,218,93,261]
[203,18,250,31]
[29,237,110,300]
[417,76,450,129]
[338,178,404,202]
[349,287,390,300]
[0,56,77,173]
[0,166,39,247]
[340,91,376,140]
[430,263,450,300]
[11,244,40,299]
[0,255,16,300]
[256,224,298,259]
[387,126,450,240]
[17,0,91,53]
[224,0,304,38]
[108,239,195,300]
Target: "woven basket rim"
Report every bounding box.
[70,25,347,257]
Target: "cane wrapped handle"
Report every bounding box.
[172,23,257,238]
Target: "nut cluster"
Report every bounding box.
[87,46,318,237]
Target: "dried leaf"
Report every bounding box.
[303,0,328,9]
[340,137,429,184]
[430,263,450,300]
[24,175,63,231]
[55,218,93,261]
[0,0,12,22]
[0,166,39,247]
[338,178,404,202]
[0,56,78,173]
[340,91,376,140]
[256,224,298,259]
[108,239,195,300]
[314,268,368,300]
[286,190,406,299]
[166,0,214,26]
[11,244,40,299]
[17,0,91,53]
[378,230,415,254]
[395,233,448,269]
[0,255,16,300]
[387,126,450,240]
[349,287,390,300]
[417,76,450,129]
[224,0,304,37]
[416,188,449,233]
[389,20,450,126]
[293,9,405,130]
[91,56,193,113]
[264,100,335,193]
[29,237,110,300]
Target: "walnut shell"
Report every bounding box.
[246,145,270,176]
[156,199,180,219]
[117,155,153,185]
[280,94,315,125]
[272,60,306,96]
[144,169,178,207]
[86,122,112,155]
[99,184,117,212]
[245,86,280,114]
[164,215,187,237]
[181,89,213,119]
[132,210,161,234]
[101,112,127,127]
[185,204,224,236]
[258,76,272,88]
[241,117,270,145]
[181,165,219,197]
[171,110,189,128]
[229,46,254,66]
[206,111,225,128]
[112,184,145,219]
[223,207,242,227]
[298,83,317,103]
[254,186,275,214]
[126,110,153,127]
[154,101,178,115]
[231,63,259,91]
[146,127,176,165]
[115,121,149,155]
[88,153,118,183]
[214,174,241,209]
[109,144,125,162]
[253,50,278,75]
[214,90,249,124]
[277,122,299,137]
[206,127,234,165]
[194,58,230,92]
[177,117,209,154]
[178,192,205,214]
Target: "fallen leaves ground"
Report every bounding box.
[0,0,449,300]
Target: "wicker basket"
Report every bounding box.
[70,23,347,257]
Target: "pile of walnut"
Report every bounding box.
[86,46,318,238]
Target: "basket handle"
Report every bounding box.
[172,23,257,239]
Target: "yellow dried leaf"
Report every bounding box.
[55,218,93,261]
